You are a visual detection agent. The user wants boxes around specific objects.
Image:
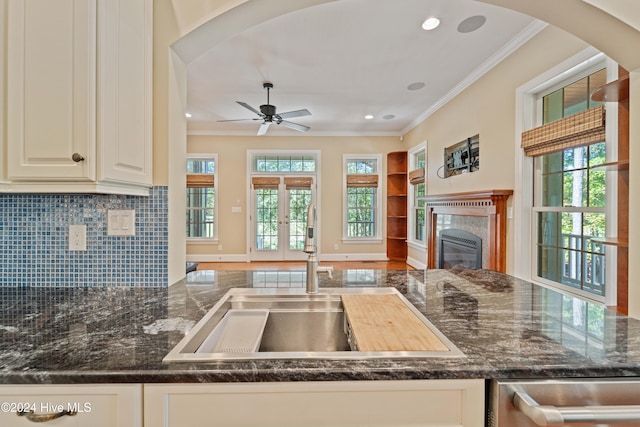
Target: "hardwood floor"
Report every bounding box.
[196,261,413,271]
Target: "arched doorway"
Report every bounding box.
[165,1,639,315]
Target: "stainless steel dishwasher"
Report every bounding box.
[489,379,640,426]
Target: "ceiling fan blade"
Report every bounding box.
[257,122,271,136]
[277,109,311,119]
[236,101,263,117]
[217,118,261,122]
[278,120,310,133]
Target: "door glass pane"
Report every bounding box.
[288,189,312,251]
[255,189,279,250]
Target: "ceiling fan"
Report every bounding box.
[218,82,311,135]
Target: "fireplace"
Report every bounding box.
[438,229,482,269]
[423,190,512,272]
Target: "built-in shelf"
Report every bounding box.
[386,152,408,261]
[591,237,628,247]
[591,74,629,102]
[594,160,629,171]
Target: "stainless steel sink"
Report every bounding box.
[163,287,463,362]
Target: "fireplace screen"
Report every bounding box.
[438,229,482,269]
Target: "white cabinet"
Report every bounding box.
[144,379,485,427]
[3,0,152,195]
[0,384,142,427]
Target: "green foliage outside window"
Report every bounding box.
[186,158,215,238]
[346,159,377,238]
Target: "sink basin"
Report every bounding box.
[163,287,463,362]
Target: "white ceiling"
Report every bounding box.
[186,0,539,137]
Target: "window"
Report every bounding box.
[344,155,381,240]
[532,68,609,298]
[186,156,217,240]
[253,154,316,172]
[408,147,426,245]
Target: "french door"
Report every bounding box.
[251,175,315,261]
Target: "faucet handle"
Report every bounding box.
[317,265,334,280]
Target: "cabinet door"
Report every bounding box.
[7,0,97,181]
[97,0,152,187]
[145,380,485,427]
[0,384,142,427]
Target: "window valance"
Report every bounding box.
[346,174,378,188]
[251,176,280,190]
[408,168,425,185]
[186,174,214,188]
[284,176,313,190]
[521,105,605,157]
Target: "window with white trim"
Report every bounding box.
[408,147,426,245]
[529,66,612,300]
[343,155,381,240]
[186,155,217,240]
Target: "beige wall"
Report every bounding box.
[402,26,589,273]
[188,135,401,259]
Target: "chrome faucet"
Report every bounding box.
[303,203,319,293]
[303,203,333,294]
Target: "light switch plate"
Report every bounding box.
[108,210,136,236]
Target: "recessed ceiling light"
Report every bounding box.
[185,113,192,118]
[457,15,486,33]
[421,17,440,31]
[382,115,396,120]
[364,115,374,120]
[407,82,426,91]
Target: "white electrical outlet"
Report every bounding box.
[69,224,87,251]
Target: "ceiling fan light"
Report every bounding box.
[364,115,374,120]
[421,17,440,31]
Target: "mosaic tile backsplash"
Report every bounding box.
[0,187,168,287]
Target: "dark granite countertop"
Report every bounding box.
[2,269,640,384]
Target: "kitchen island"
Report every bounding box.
[1,268,639,384]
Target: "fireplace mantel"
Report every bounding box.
[421,190,513,272]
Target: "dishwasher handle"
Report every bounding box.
[513,390,640,426]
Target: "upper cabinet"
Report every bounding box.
[2,0,152,195]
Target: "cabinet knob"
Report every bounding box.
[71,153,85,162]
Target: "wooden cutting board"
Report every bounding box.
[341,294,450,352]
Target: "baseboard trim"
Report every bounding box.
[320,253,389,262]
[187,253,392,263]
[407,256,427,270]
[187,254,248,262]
